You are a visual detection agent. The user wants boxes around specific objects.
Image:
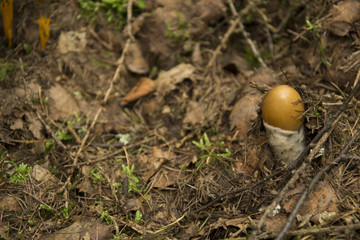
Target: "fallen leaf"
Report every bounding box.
[229,90,262,141]
[58,30,87,54]
[0,221,9,239]
[0,196,21,212]
[32,165,62,188]
[39,218,112,240]
[10,118,24,130]
[125,41,150,74]
[195,0,227,24]
[121,77,156,105]
[152,168,185,189]
[47,83,79,121]
[183,101,205,125]
[326,0,360,36]
[283,181,339,225]
[25,112,43,139]
[155,63,196,98]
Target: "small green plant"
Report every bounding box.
[6,161,32,184]
[305,17,331,67]
[165,13,191,44]
[0,149,7,161]
[134,210,142,223]
[90,166,106,184]
[0,62,16,82]
[96,202,113,225]
[122,164,141,193]
[44,138,55,154]
[77,0,145,29]
[57,202,75,219]
[192,133,232,167]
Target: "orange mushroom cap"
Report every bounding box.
[262,85,305,131]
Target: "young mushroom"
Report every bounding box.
[261,85,305,166]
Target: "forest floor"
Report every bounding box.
[1,0,360,239]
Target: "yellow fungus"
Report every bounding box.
[37,16,50,49]
[0,0,13,47]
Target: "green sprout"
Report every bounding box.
[77,0,145,29]
[305,17,331,67]
[6,161,32,184]
[122,164,141,193]
[192,133,232,168]
[90,166,106,184]
[165,13,191,44]
[134,210,143,223]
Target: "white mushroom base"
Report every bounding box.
[263,122,305,166]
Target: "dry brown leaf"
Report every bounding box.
[0,221,9,239]
[326,0,360,36]
[47,83,79,121]
[39,218,112,240]
[0,196,21,212]
[152,168,184,189]
[10,118,24,130]
[125,41,149,74]
[183,101,205,125]
[32,165,62,188]
[25,112,43,139]
[195,0,226,24]
[58,30,87,54]
[229,90,262,141]
[153,147,176,160]
[155,63,196,98]
[283,181,339,225]
[121,77,156,105]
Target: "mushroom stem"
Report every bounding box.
[263,122,305,165]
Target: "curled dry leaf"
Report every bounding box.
[155,63,196,98]
[230,74,275,141]
[121,77,156,105]
[125,40,150,74]
[229,90,262,141]
[326,0,360,36]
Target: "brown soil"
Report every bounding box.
[1,0,360,239]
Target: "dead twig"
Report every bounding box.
[103,0,134,104]
[276,131,360,240]
[228,0,267,68]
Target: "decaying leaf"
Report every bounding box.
[58,30,87,54]
[155,63,196,98]
[0,221,9,239]
[39,218,112,240]
[229,90,262,141]
[25,112,43,139]
[47,83,79,121]
[121,77,156,105]
[283,181,339,225]
[125,41,150,74]
[152,168,185,189]
[326,0,360,36]
[0,196,21,212]
[183,101,206,125]
[230,74,275,141]
[32,165,62,188]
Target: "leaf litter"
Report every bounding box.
[0,0,360,239]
